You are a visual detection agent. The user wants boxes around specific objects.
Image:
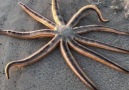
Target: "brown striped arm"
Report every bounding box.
[68,38,129,74]
[67,5,108,27]
[52,0,65,25]
[5,35,61,79]
[60,40,97,90]
[73,25,129,35]
[74,34,129,54]
[0,29,57,39]
[19,2,56,30]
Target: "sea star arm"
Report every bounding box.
[68,38,129,74]
[73,25,129,35]
[18,2,56,30]
[5,35,61,79]
[60,40,97,90]
[74,34,129,54]
[0,29,57,39]
[52,0,65,25]
[67,5,108,27]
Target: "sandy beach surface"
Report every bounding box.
[0,0,129,90]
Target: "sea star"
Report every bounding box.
[1,0,129,90]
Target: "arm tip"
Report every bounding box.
[5,66,10,79]
[18,2,25,6]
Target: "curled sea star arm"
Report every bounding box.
[19,2,56,30]
[0,29,57,39]
[60,39,97,90]
[67,5,108,27]
[5,35,61,79]
[68,38,129,74]
[52,0,65,25]
[74,34,129,54]
[73,25,129,35]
